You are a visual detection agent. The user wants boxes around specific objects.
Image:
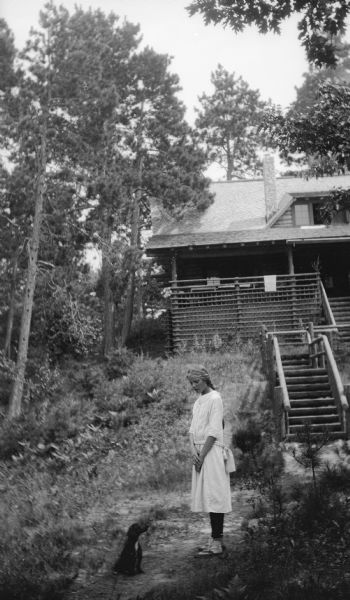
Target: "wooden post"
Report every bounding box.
[308,321,315,341]
[234,277,241,335]
[308,322,317,368]
[287,246,295,275]
[344,384,350,439]
[171,251,178,285]
[287,248,297,329]
[170,251,178,350]
[273,387,286,441]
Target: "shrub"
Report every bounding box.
[126,316,167,356]
[25,356,62,405]
[0,350,15,407]
[105,347,135,379]
[234,424,262,455]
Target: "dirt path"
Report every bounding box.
[66,487,253,600]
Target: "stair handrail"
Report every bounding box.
[321,334,349,414]
[319,280,337,328]
[272,335,291,413]
[309,335,326,369]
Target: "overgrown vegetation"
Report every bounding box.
[0,344,264,599]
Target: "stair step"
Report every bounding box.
[283,358,310,363]
[288,431,347,440]
[284,368,327,376]
[285,375,329,384]
[289,414,341,425]
[287,383,331,391]
[290,397,335,407]
[289,389,332,398]
[290,406,338,416]
[289,423,343,432]
[282,363,311,369]
[329,296,350,302]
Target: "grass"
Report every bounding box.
[0,343,266,600]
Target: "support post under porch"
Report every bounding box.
[287,246,295,275]
[287,246,297,328]
[169,250,178,351]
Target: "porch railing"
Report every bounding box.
[168,272,321,348]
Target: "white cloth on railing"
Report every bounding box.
[264,275,277,292]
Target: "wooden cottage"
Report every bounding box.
[147,157,350,350]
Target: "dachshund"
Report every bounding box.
[113,522,149,575]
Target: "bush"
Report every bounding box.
[0,350,15,407]
[105,347,135,379]
[126,315,168,356]
[234,424,262,455]
[25,356,62,405]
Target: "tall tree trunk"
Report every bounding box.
[120,103,144,348]
[135,272,143,321]
[8,113,48,418]
[226,139,234,181]
[4,251,19,359]
[101,234,115,357]
[120,184,141,347]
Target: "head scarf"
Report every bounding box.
[187,364,210,381]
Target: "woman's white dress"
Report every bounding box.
[189,390,232,513]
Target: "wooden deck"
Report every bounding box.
[168,273,321,349]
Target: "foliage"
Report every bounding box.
[261,82,350,173]
[196,64,266,180]
[0,350,15,406]
[293,37,350,114]
[105,347,136,379]
[319,187,350,224]
[234,424,262,455]
[0,345,266,596]
[1,4,215,412]
[126,315,168,356]
[31,274,101,359]
[187,0,350,66]
[290,422,330,489]
[238,474,350,599]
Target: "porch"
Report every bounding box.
[168,272,322,349]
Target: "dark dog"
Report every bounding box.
[113,522,149,575]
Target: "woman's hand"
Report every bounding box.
[193,453,203,472]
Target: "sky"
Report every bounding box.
[2,0,311,124]
[2,0,349,181]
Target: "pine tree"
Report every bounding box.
[195,65,266,180]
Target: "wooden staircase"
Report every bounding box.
[281,350,344,437]
[263,330,349,440]
[328,296,350,344]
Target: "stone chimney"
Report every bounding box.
[263,154,277,221]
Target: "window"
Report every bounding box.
[293,197,350,227]
[312,203,325,225]
[294,203,310,226]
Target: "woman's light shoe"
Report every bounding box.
[197,538,223,556]
[209,539,223,554]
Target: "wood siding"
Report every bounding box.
[272,207,293,228]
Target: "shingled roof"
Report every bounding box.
[147,174,350,251]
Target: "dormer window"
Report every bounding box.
[293,198,337,226]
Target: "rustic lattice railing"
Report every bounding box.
[168,272,321,348]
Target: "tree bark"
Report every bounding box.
[8,113,48,418]
[4,250,19,359]
[120,102,144,348]
[120,184,141,347]
[101,235,115,357]
[226,139,234,181]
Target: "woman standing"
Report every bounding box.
[187,364,232,556]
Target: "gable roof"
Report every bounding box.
[148,174,350,251]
